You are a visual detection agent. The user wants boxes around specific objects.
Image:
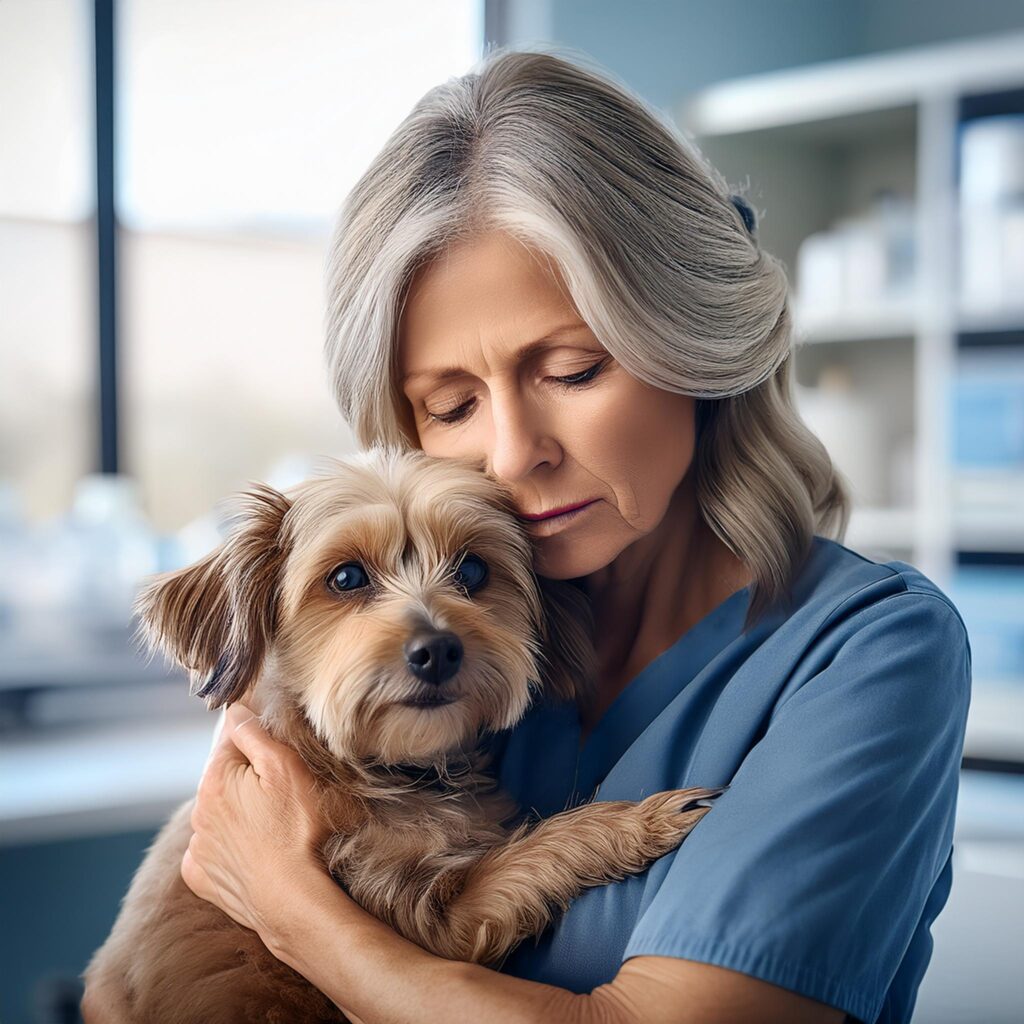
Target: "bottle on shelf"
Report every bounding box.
[958,113,1024,317]
[794,364,890,507]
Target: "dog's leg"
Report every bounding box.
[429,786,722,965]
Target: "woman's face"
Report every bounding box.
[398,230,698,580]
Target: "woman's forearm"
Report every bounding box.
[265,870,590,1024]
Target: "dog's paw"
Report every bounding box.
[634,785,728,858]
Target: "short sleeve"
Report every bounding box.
[621,591,973,1024]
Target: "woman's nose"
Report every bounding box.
[487,388,561,482]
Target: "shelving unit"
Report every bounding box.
[677,32,1024,764]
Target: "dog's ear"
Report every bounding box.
[132,483,292,709]
[533,576,597,706]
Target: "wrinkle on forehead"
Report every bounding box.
[396,230,584,392]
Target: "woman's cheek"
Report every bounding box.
[577,379,696,527]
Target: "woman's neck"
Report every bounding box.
[576,474,751,737]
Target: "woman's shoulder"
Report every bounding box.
[792,534,970,639]
[770,535,973,723]
[745,535,972,719]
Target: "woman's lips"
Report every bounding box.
[519,499,600,534]
[518,499,598,522]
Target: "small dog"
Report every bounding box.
[83,445,722,1023]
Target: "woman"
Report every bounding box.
[104,47,972,1024]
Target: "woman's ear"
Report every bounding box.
[132,483,292,709]
[534,576,597,707]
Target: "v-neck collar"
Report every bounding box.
[568,582,752,798]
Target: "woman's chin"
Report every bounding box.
[532,534,614,581]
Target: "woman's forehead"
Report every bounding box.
[397,233,590,386]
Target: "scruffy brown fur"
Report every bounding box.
[83,445,721,1023]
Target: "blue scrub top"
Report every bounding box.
[481,535,972,1024]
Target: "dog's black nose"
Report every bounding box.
[404,631,463,685]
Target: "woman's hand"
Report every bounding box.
[181,701,334,948]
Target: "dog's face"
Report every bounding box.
[134,445,593,764]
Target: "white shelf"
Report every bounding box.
[680,31,1024,136]
[954,510,1024,554]
[845,505,918,552]
[0,715,218,845]
[813,498,1024,557]
[964,681,1024,763]
[793,301,918,344]
[953,470,1024,552]
[958,302,1024,335]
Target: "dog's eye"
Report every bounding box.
[327,562,371,593]
[452,553,488,595]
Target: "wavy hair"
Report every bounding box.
[323,44,851,631]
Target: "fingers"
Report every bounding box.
[219,702,293,780]
[181,843,214,900]
[226,701,257,730]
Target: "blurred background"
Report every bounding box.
[1,2,1023,1021]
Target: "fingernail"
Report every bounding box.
[694,785,729,807]
[226,703,254,727]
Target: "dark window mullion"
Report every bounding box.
[93,0,119,474]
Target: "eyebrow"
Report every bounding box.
[400,321,594,385]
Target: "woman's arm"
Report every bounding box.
[264,865,582,1024]
[264,869,845,1024]
[186,704,847,1024]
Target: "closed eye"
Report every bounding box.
[425,358,609,427]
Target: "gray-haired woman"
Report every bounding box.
[132,45,970,1024]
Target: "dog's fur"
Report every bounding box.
[83,446,721,1023]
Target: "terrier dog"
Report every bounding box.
[83,445,723,1023]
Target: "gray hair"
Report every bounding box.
[323,44,850,631]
